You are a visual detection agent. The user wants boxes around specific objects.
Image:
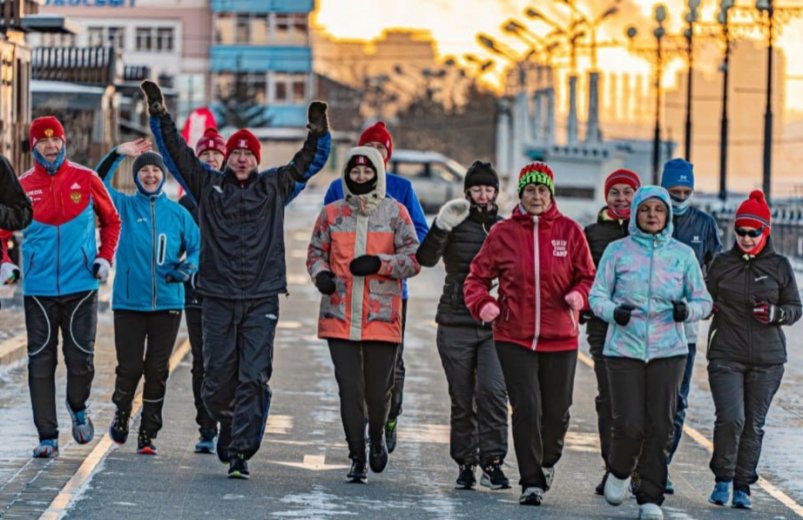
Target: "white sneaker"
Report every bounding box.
[638,502,664,520]
[542,466,555,489]
[604,473,631,506]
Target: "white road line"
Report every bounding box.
[577,350,803,518]
[40,339,191,520]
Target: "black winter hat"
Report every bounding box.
[132,151,166,176]
[464,161,499,191]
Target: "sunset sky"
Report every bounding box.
[314,0,803,113]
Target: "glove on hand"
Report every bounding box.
[166,262,194,284]
[672,301,689,322]
[564,291,584,312]
[579,310,594,325]
[752,301,785,325]
[306,101,329,135]
[314,271,337,295]
[613,304,635,326]
[435,199,470,232]
[93,258,111,283]
[140,80,167,116]
[0,262,20,285]
[349,255,381,276]
[479,302,500,322]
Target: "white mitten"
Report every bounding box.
[435,198,471,232]
[0,262,19,285]
[93,258,111,283]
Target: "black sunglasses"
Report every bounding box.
[735,227,764,238]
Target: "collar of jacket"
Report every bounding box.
[223,167,258,187]
[135,190,166,202]
[33,150,68,176]
[732,236,776,261]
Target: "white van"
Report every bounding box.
[388,149,466,214]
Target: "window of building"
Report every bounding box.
[275,13,290,33]
[215,73,267,105]
[135,27,152,51]
[235,14,250,44]
[87,26,124,49]
[135,27,175,52]
[214,13,235,44]
[293,14,308,33]
[251,14,269,45]
[88,26,104,48]
[270,73,308,104]
[292,79,306,103]
[108,27,125,50]
[156,28,174,52]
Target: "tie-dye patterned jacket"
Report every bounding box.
[589,186,713,361]
[307,147,420,344]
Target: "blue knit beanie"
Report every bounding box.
[660,158,694,190]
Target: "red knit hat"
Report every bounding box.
[358,122,393,162]
[518,162,555,196]
[604,168,641,195]
[30,116,66,147]
[196,127,226,157]
[225,129,261,164]
[735,190,771,235]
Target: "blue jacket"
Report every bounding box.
[96,149,200,312]
[589,186,713,362]
[324,172,428,300]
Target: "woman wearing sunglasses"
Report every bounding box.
[705,190,801,509]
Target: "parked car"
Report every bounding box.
[388,149,467,214]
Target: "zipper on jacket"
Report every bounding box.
[151,199,157,310]
[52,177,61,295]
[532,215,540,350]
[644,238,656,362]
[745,258,752,363]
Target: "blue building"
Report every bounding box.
[210,0,314,129]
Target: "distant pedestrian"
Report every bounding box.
[416,161,508,490]
[94,140,200,455]
[323,121,428,454]
[589,186,712,520]
[307,147,420,483]
[660,158,722,493]
[705,191,801,510]
[0,116,121,458]
[464,162,596,506]
[582,168,641,494]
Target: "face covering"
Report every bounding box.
[606,205,630,220]
[737,232,768,257]
[345,175,377,195]
[669,192,692,216]
[33,145,66,175]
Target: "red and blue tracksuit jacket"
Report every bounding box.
[0,160,121,297]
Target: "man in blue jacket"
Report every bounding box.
[323,121,428,453]
[661,158,722,492]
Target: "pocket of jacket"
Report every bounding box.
[321,277,347,322]
[367,278,401,323]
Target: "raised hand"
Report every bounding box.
[117,138,152,158]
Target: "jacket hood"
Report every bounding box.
[343,146,386,210]
[628,186,674,243]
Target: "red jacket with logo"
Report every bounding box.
[464,203,596,352]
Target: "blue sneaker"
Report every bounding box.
[709,481,731,506]
[32,439,59,458]
[194,428,217,454]
[732,489,752,509]
[65,400,94,444]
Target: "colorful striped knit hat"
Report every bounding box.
[518,162,555,197]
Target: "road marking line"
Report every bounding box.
[577,350,803,518]
[40,338,191,520]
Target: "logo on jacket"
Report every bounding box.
[71,182,81,190]
[691,235,701,244]
[552,239,567,257]
[70,191,82,204]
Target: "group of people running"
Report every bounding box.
[0,79,800,520]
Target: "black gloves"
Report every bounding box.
[579,310,594,325]
[349,255,381,276]
[307,101,329,135]
[613,304,635,326]
[314,271,337,295]
[753,301,785,325]
[672,301,689,323]
[141,80,167,116]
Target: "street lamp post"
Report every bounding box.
[758,0,775,200]
[684,0,701,162]
[718,1,734,202]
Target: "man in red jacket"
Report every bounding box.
[464,162,595,506]
[0,116,121,458]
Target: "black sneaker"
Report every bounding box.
[385,418,398,454]
[347,459,368,483]
[595,471,609,496]
[217,423,232,464]
[369,438,388,473]
[519,487,544,506]
[109,409,130,445]
[456,464,477,490]
[480,459,510,490]
[137,430,157,455]
[228,453,249,479]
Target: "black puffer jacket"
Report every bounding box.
[706,240,802,365]
[416,207,502,327]
[583,207,629,351]
[0,155,33,231]
[178,194,201,308]
[152,113,330,300]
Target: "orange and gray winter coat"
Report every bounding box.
[307,147,421,343]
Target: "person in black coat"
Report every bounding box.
[0,155,33,289]
[705,191,802,510]
[582,168,641,495]
[416,161,509,490]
